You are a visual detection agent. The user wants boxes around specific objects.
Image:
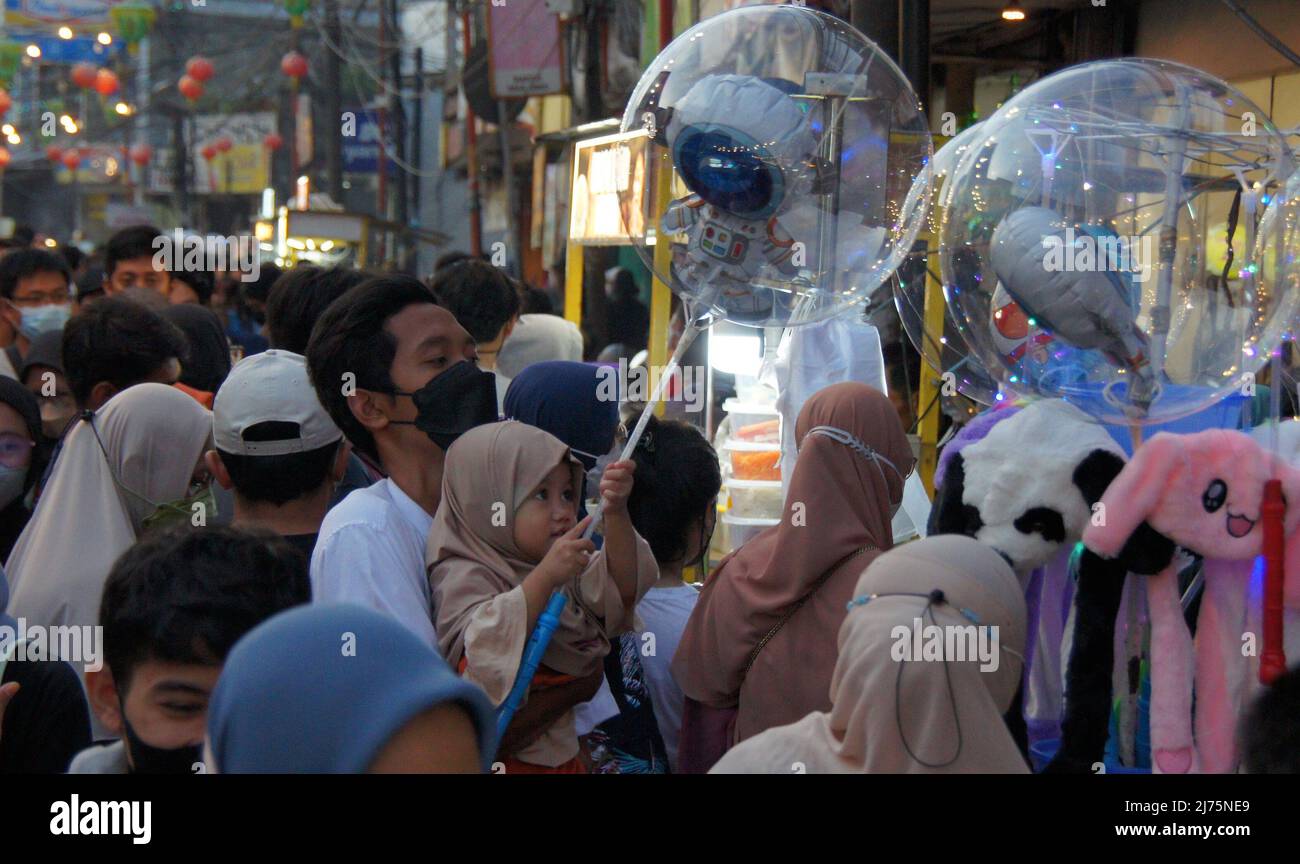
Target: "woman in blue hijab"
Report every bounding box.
[206,604,497,773]
[503,361,619,471]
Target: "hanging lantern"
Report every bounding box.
[185,56,214,82]
[129,144,151,166]
[45,145,63,163]
[201,144,218,161]
[178,75,204,102]
[0,147,12,170]
[94,68,120,96]
[71,63,98,89]
[109,2,156,55]
[215,136,233,153]
[283,0,311,28]
[0,89,11,118]
[264,132,284,151]
[280,51,308,80]
[61,149,80,171]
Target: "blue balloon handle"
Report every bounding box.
[496,590,568,740]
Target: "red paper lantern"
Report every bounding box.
[178,75,204,102]
[0,148,11,170]
[45,145,63,163]
[263,132,284,151]
[94,69,120,96]
[71,63,97,89]
[61,149,80,170]
[0,90,11,118]
[185,56,214,83]
[129,144,151,166]
[280,51,308,79]
[201,144,218,161]
[215,136,233,153]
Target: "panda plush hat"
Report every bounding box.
[929,398,1174,771]
[930,399,1127,578]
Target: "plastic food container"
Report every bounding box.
[725,477,784,520]
[722,439,781,480]
[721,513,779,550]
[723,398,780,440]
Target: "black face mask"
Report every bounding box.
[121,710,203,775]
[390,360,499,450]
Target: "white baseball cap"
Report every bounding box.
[213,349,342,456]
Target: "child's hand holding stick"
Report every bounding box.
[521,515,594,632]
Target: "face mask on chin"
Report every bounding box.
[40,402,75,442]
[388,361,500,451]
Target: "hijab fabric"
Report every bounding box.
[161,304,232,394]
[503,361,618,469]
[673,382,913,743]
[4,383,211,630]
[712,535,1029,773]
[207,603,498,773]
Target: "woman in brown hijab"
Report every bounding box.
[672,382,912,772]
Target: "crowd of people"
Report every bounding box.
[0,223,1295,775]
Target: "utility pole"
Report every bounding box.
[412,45,423,222]
[324,0,344,201]
[389,0,408,229]
[462,4,482,256]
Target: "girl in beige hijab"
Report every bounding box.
[6,383,213,632]
[672,382,913,770]
[711,535,1029,773]
[428,420,658,772]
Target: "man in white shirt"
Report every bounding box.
[305,275,497,648]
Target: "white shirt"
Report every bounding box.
[636,583,699,771]
[311,478,438,649]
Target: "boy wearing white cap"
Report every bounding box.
[204,349,350,561]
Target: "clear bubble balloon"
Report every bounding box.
[894,121,1008,406]
[941,58,1296,427]
[620,3,932,328]
[1253,169,1300,380]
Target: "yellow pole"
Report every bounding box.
[918,233,944,497]
[564,239,584,327]
[648,155,674,417]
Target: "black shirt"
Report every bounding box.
[282,533,320,564]
[0,656,92,773]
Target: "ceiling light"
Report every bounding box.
[1003,1,1026,22]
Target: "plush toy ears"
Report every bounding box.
[1083,432,1184,558]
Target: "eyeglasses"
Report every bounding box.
[0,432,35,468]
[9,287,71,307]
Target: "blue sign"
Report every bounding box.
[341,108,394,175]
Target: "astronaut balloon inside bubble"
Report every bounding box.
[621,4,932,329]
